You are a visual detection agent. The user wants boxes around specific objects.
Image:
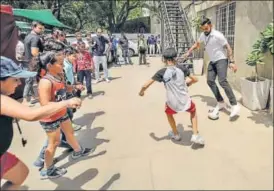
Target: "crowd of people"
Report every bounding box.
[1,13,241,190]
[0,17,165,188]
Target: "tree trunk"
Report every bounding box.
[56,0,61,20]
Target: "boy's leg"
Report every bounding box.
[77,70,84,85]
[33,140,49,168]
[166,114,178,135]
[84,70,92,95]
[165,105,181,141]
[187,101,205,145]
[67,108,81,131]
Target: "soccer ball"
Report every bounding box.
[208,109,219,120]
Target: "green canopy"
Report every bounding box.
[13,9,71,29]
[15,21,51,32]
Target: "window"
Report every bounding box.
[216,1,236,50]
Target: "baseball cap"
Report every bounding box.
[0,56,37,78]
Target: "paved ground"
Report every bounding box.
[7,57,273,190]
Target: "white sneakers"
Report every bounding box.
[213,102,240,118]
[230,104,240,118]
[168,131,181,141]
[168,131,205,145]
[190,134,205,145]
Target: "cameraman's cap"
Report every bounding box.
[0,56,37,78]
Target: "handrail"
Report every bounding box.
[163,1,176,50]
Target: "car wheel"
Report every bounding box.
[128,49,134,57]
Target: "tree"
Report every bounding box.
[89,0,145,33]
[2,0,158,32]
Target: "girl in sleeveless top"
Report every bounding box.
[37,52,94,179]
[0,56,81,190]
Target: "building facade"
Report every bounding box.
[181,0,273,91]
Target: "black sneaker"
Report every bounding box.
[71,147,95,160]
[40,166,67,180]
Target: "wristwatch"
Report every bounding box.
[229,60,235,63]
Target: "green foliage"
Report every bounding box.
[191,16,202,33]
[5,0,146,32]
[250,22,274,56]
[246,21,273,80]
[246,52,264,67]
[128,6,142,20]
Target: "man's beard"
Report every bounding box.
[204,30,211,36]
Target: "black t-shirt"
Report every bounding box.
[152,64,190,82]
[0,115,13,157]
[119,37,129,49]
[92,36,109,56]
[24,32,44,61]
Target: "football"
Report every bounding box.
[208,109,219,120]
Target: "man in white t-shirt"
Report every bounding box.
[184,17,240,118]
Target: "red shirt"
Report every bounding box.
[39,75,67,122]
[75,51,93,72]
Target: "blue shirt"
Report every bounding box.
[92,35,109,56]
[148,37,156,45]
[112,38,119,50]
[63,59,74,85]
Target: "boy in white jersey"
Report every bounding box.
[139,48,204,145]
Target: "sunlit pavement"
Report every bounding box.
[7,57,273,190]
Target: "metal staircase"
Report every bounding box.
[159,0,194,57]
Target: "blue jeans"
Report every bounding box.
[77,70,92,94]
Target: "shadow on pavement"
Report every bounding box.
[54,126,109,167]
[74,111,105,129]
[247,110,273,128]
[191,94,232,116]
[191,94,217,108]
[110,76,122,81]
[58,150,107,169]
[149,124,204,150]
[192,95,273,126]
[99,173,121,190]
[77,126,110,149]
[20,185,29,190]
[81,91,105,100]
[51,168,98,190]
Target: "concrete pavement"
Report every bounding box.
[7,57,273,190]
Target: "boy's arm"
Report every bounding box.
[186,74,198,86]
[139,79,155,96]
[139,68,165,96]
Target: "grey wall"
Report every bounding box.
[233,1,273,90]
[181,1,273,91]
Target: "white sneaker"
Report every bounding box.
[105,78,110,83]
[210,102,226,113]
[168,131,181,141]
[230,104,240,118]
[191,134,205,145]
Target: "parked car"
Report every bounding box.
[66,34,138,63]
